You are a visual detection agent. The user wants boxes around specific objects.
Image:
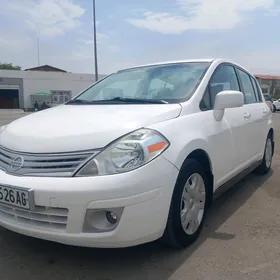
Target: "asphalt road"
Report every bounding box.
[1,112,280,280]
[0,112,31,127]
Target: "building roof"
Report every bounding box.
[25,65,67,73]
[255,74,280,80]
[31,92,52,96]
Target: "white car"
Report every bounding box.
[273,99,280,111]
[264,94,275,112]
[0,58,274,249]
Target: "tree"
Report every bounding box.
[0,62,21,70]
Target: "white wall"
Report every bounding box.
[0,70,106,108]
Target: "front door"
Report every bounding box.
[200,64,248,188]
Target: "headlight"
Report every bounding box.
[75,128,170,177]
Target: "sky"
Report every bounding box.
[1,0,280,75]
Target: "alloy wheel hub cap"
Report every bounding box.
[180,173,206,235]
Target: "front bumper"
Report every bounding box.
[0,155,179,248]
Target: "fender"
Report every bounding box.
[162,138,213,173]
[148,116,216,178]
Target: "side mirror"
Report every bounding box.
[213,90,244,121]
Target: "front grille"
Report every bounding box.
[0,145,99,176]
[0,203,69,232]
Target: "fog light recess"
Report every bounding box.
[83,207,124,233]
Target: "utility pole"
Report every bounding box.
[37,37,40,66]
[36,24,40,66]
[93,0,99,81]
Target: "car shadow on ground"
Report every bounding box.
[0,171,273,280]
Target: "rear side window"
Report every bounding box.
[200,64,240,110]
[250,77,262,102]
[237,69,258,104]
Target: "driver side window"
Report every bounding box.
[200,65,240,110]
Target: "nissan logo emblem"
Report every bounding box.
[10,156,24,171]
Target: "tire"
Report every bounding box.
[255,134,273,175]
[162,159,211,248]
[273,105,276,113]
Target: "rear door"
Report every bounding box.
[252,77,272,153]
[236,68,268,163]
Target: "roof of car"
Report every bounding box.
[120,59,214,70]
[114,59,256,79]
[119,58,244,72]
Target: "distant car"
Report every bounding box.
[0,58,274,249]
[273,99,280,112]
[264,94,275,112]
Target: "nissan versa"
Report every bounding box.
[0,58,274,248]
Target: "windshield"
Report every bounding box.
[71,62,210,104]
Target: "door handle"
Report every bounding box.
[244,112,251,119]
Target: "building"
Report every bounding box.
[25,65,68,73]
[255,74,280,97]
[0,65,106,110]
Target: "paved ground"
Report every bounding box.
[0,112,31,126]
[1,112,280,280]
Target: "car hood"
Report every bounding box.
[0,104,181,153]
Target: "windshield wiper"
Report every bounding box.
[67,97,168,105]
[67,99,91,105]
[90,97,169,104]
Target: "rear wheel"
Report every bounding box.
[162,159,210,248]
[273,105,276,113]
[255,134,273,174]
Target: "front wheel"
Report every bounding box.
[273,105,276,113]
[162,159,210,248]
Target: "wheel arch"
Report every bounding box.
[268,127,274,140]
[180,148,214,206]
[160,136,215,202]
[187,149,213,174]
[268,128,274,156]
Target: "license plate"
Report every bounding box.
[0,185,34,210]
